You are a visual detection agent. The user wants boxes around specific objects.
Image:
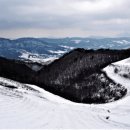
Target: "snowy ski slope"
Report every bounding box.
[0,57,130,129]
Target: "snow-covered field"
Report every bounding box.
[0,58,130,129]
[19,51,58,64]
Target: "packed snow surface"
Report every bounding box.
[0,58,130,128]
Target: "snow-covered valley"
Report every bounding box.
[1,37,130,64]
[0,57,130,129]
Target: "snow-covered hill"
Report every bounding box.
[103,57,130,94]
[0,57,130,129]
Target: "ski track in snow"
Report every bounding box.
[0,58,130,128]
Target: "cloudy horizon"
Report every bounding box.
[0,0,130,38]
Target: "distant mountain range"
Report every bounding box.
[0,37,130,64]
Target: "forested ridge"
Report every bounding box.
[0,48,130,103]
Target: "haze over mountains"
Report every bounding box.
[0,37,130,64]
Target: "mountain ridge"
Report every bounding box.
[0,37,130,64]
[0,48,130,103]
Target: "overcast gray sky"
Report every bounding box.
[0,0,130,38]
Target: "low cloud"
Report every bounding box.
[0,0,130,38]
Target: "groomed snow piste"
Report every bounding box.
[0,57,130,129]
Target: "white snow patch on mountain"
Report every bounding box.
[19,51,57,64]
[71,40,81,44]
[59,45,74,50]
[113,40,130,45]
[103,57,130,92]
[48,50,67,54]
